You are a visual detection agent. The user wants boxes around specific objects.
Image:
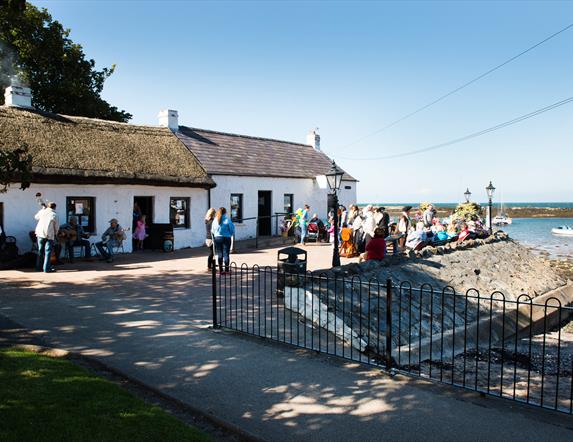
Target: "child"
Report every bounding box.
[133,214,147,250]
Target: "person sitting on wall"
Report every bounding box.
[458,222,470,242]
[359,227,387,262]
[405,221,428,251]
[59,216,91,262]
[95,219,125,263]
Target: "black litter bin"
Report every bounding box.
[277,246,307,294]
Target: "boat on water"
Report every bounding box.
[492,193,512,225]
[551,226,573,236]
[493,213,512,225]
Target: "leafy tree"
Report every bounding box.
[0,0,132,122]
[0,145,32,193]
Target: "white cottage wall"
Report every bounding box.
[209,175,357,240]
[0,184,208,253]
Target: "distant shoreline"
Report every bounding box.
[357,204,573,218]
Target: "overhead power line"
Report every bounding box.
[338,95,573,161]
[335,22,573,151]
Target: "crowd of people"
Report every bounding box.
[281,202,491,263]
[29,195,489,274]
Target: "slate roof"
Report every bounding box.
[175,126,357,181]
[0,106,215,188]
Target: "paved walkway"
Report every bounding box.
[1,245,572,441]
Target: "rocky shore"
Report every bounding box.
[365,205,573,219]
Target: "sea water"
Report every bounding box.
[500,218,573,260]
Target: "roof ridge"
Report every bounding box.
[180,125,312,148]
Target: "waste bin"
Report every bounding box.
[277,246,307,294]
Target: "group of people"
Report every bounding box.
[204,207,236,274]
[33,199,127,272]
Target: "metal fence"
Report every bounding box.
[212,263,573,414]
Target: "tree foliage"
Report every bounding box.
[0,145,32,193]
[0,0,132,122]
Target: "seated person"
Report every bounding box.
[458,222,470,242]
[405,222,428,250]
[95,219,124,263]
[58,216,91,262]
[361,227,387,261]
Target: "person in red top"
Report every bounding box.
[365,227,387,261]
[458,222,470,242]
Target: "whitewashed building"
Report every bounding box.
[0,87,214,253]
[170,111,357,240]
[0,86,357,252]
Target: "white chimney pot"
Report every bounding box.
[4,85,32,108]
[158,109,179,131]
[306,128,320,151]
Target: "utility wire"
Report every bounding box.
[338,95,573,161]
[335,22,573,151]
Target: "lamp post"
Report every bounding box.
[325,160,344,267]
[486,181,496,234]
[464,188,472,203]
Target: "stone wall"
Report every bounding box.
[320,232,567,300]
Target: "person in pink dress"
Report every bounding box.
[133,214,147,250]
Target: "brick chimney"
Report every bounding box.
[158,109,179,131]
[4,85,32,108]
[306,128,320,151]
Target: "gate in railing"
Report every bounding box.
[212,263,573,414]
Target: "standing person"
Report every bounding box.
[377,206,390,238]
[347,205,359,226]
[132,214,147,251]
[95,219,124,263]
[423,204,435,228]
[299,204,310,245]
[34,202,60,273]
[204,208,216,272]
[212,207,235,274]
[362,205,376,249]
[398,206,412,249]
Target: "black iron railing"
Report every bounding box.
[212,263,573,414]
[236,212,291,248]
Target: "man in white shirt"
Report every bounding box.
[34,202,60,273]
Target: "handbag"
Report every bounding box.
[205,238,213,248]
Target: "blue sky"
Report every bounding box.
[33,0,573,203]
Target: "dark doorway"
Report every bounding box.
[257,191,272,236]
[133,196,154,250]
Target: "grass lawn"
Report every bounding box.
[0,347,212,442]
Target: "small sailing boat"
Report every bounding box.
[492,195,512,225]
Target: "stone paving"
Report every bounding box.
[1,244,573,441]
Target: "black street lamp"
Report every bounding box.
[325,160,344,267]
[464,188,472,203]
[486,181,496,234]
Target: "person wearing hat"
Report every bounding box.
[376,206,390,239]
[95,218,125,263]
[398,206,412,249]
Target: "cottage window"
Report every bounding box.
[66,197,96,233]
[170,197,190,229]
[283,194,294,215]
[230,194,243,223]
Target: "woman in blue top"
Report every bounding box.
[211,207,235,274]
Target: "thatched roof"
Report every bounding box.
[0,106,215,188]
[175,126,357,181]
